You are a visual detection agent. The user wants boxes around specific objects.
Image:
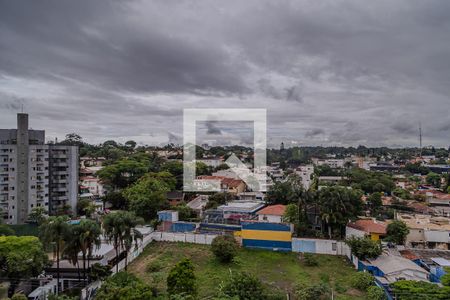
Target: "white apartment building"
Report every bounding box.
[295,165,314,190]
[0,114,78,224]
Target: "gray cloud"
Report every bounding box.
[0,0,449,147]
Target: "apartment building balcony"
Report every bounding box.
[52,195,68,201]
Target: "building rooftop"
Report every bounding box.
[256,204,286,216]
[347,219,387,234]
[367,255,428,275]
[218,200,265,213]
[397,214,450,231]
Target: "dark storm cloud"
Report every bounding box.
[305,128,325,138]
[0,0,449,147]
[205,121,222,135]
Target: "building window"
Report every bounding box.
[332,243,337,251]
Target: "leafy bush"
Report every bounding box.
[0,225,15,236]
[385,220,409,245]
[367,286,386,300]
[89,263,112,281]
[303,253,319,266]
[294,283,330,300]
[167,258,197,298]
[95,272,154,300]
[146,260,164,273]
[211,235,239,263]
[11,294,27,300]
[345,237,382,260]
[350,272,374,291]
[220,271,267,300]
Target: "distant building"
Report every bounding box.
[311,158,345,168]
[397,214,450,250]
[346,219,387,241]
[166,191,185,206]
[295,165,314,190]
[196,175,246,194]
[197,158,224,168]
[0,114,79,224]
[256,204,286,223]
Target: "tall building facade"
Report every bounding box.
[0,113,78,224]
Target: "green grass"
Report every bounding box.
[129,242,366,299]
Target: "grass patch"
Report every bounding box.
[128,242,366,299]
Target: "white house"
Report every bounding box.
[256,204,286,223]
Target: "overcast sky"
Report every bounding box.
[0,0,449,148]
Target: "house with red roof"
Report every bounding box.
[256,204,286,223]
[346,218,387,241]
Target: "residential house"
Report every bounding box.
[166,191,185,206]
[346,219,387,241]
[256,204,286,223]
[397,214,450,250]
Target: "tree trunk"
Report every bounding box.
[124,250,128,271]
[56,244,60,295]
[328,225,332,239]
[115,246,119,273]
[77,260,81,282]
[82,252,87,284]
[87,252,90,283]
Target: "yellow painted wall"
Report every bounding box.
[370,233,380,241]
[241,229,292,242]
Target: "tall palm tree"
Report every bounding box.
[64,225,82,282]
[78,219,102,283]
[103,212,126,273]
[39,216,71,294]
[122,213,144,270]
[103,211,143,272]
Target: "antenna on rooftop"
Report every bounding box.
[21,103,24,113]
[419,122,422,158]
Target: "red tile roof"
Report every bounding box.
[256,205,286,216]
[347,219,387,235]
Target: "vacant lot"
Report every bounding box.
[128,242,366,299]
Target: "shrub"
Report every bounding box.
[211,235,239,263]
[221,271,267,300]
[350,272,374,291]
[367,286,386,300]
[11,294,28,300]
[146,260,164,273]
[167,258,197,298]
[385,220,409,245]
[345,237,382,260]
[303,253,319,266]
[89,263,112,281]
[294,283,330,300]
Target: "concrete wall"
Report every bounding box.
[292,238,351,256]
[151,231,218,245]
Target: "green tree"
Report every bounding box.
[0,224,14,236]
[78,220,102,282]
[174,203,195,221]
[367,192,383,212]
[283,203,299,224]
[103,211,143,272]
[211,235,239,263]
[391,280,450,299]
[386,220,409,245]
[350,272,374,291]
[89,263,112,281]
[367,286,386,300]
[39,216,71,294]
[123,172,175,220]
[95,272,154,300]
[206,192,233,209]
[220,271,266,300]
[11,294,28,300]
[294,282,330,300]
[97,158,148,189]
[167,258,197,298]
[28,207,47,224]
[318,186,363,238]
[103,191,128,210]
[345,237,382,260]
[426,172,441,188]
[0,236,48,297]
